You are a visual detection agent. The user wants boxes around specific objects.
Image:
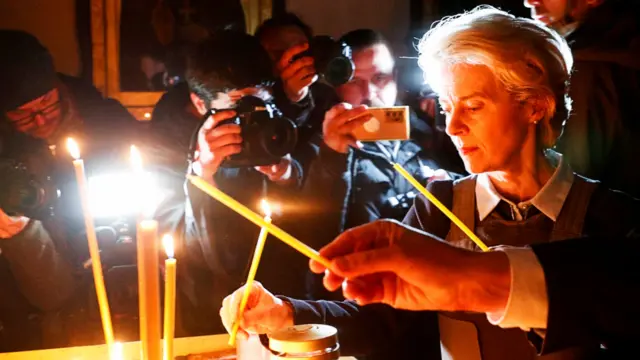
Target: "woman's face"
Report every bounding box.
[438,64,537,174]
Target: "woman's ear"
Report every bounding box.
[190,93,208,115]
[526,97,547,125]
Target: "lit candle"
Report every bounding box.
[229,199,272,346]
[132,146,162,360]
[67,138,115,351]
[162,234,176,360]
[186,175,330,268]
[111,342,124,360]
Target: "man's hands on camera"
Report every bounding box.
[277,43,318,104]
[0,209,29,239]
[323,103,372,154]
[220,281,294,340]
[255,154,294,183]
[194,110,242,182]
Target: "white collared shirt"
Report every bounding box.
[475,151,574,222]
[479,152,575,332]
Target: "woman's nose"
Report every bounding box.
[445,109,466,137]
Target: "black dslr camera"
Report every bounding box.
[0,132,59,219]
[211,96,298,168]
[294,35,355,87]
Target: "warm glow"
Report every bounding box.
[144,112,151,119]
[260,199,272,218]
[163,234,174,259]
[67,138,80,160]
[130,145,142,172]
[111,341,123,360]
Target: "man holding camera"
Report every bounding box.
[292,29,462,300]
[154,30,315,336]
[0,30,141,351]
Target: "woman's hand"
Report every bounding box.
[220,281,294,341]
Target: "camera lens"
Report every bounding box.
[324,56,355,86]
[262,117,297,157]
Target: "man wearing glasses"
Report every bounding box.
[0,30,140,351]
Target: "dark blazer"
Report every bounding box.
[531,237,640,357]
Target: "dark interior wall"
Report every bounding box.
[0,0,81,76]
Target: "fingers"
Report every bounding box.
[342,274,388,306]
[219,282,266,337]
[202,110,237,131]
[332,247,400,279]
[319,221,393,261]
[323,104,369,135]
[277,43,310,72]
[281,57,315,82]
[199,123,243,164]
[322,104,371,153]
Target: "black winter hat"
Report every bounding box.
[0,30,56,112]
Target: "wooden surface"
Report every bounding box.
[0,334,357,359]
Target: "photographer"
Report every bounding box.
[255,13,341,149]
[297,29,463,302]
[154,31,311,337]
[0,30,141,351]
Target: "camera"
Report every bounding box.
[0,133,59,219]
[215,95,298,168]
[294,35,355,87]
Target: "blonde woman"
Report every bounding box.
[219,6,640,360]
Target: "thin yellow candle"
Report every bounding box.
[229,199,272,347]
[186,175,331,268]
[162,234,176,360]
[66,138,115,351]
[132,146,162,360]
[392,163,489,252]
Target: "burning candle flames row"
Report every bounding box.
[67,137,332,358]
[66,138,177,360]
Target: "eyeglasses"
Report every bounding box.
[9,100,61,127]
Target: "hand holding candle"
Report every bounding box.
[67,138,115,350]
[162,235,176,360]
[229,199,272,346]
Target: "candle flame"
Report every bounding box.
[260,199,272,218]
[130,145,142,172]
[111,341,123,360]
[67,138,80,160]
[163,234,174,258]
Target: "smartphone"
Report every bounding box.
[351,106,410,141]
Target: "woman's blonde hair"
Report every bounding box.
[418,6,573,149]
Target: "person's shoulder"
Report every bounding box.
[585,181,640,236]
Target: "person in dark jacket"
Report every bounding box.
[153,30,318,337]
[0,30,141,351]
[524,0,640,198]
[255,12,340,152]
[297,29,462,303]
[220,7,640,359]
